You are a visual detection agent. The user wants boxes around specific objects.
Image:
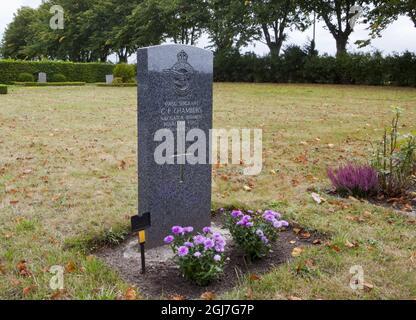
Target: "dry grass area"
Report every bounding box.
[0,84,415,299]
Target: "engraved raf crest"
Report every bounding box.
[164,50,194,96]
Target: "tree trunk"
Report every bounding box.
[335,35,348,56]
[268,41,283,57]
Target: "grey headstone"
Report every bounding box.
[38,72,47,83]
[106,74,114,84]
[137,44,213,248]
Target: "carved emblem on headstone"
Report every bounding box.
[164,50,194,96]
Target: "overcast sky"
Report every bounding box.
[2,0,416,62]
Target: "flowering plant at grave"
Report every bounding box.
[164,226,226,286]
[226,209,289,260]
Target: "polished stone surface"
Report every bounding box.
[137,44,213,248]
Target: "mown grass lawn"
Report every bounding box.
[0,84,415,300]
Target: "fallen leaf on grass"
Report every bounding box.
[311,193,325,204]
[313,239,322,245]
[293,228,302,235]
[65,261,76,273]
[118,160,127,170]
[0,263,6,274]
[50,289,68,300]
[23,286,35,296]
[346,215,365,223]
[363,211,372,218]
[17,260,32,277]
[288,296,302,300]
[363,282,374,292]
[170,294,186,300]
[289,240,296,244]
[249,274,261,281]
[292,247,304,257]
[201,291,216,300]
[300,231,311,239]
[330,245,341,253]
[345,240,359,249]
[245,288,253,300]
[123,287,137,300]
[243,185,252,192]
[294,153,308,165]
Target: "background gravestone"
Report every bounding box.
[106,74,114,84]
[137,44,213,248]
[38,72,47,83]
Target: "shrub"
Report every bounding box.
[113,63,136,83]
[17,72,35,82]
[0,60,114,84]
[327,163,379,198]
[226,209,288,260]
[112,77,123,85]
[164,226,226,286]
[372,108,416,196]
[50,73,67,82]
[0,84,7,94]
[14,82,85,86]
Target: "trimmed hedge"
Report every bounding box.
[0,84,7,94]
[0,60,114,84]
[214,50,416,87]
[14,82,86,86]
[18,73,35,82]
[50,73,67,82]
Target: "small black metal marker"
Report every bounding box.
[131,212,151,274]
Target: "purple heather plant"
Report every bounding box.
[327,163,379,198]
[164,226,226,286]
[226,209,289,260]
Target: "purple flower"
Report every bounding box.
[183,226,194,233]
[220,208,225,212]
[194,252,202,258]
[261,236,269,244]
[247,210,254,214]
[262,212,275,222]
[231,210,243,218]
[256,229,264,237]
[177,246,189,257]
[215,245,225,253]
[281,220,289,227]
[193,235,206,245]
[246,222,254,227]
[214,255,221,262]
[164,235,174,244]
[204,238,215,250]
[327,163,379,197]
[172,226,184,235]
[273,220,283,229]
[184,241,194,248]
[203,227,212,234]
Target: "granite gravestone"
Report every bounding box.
[137,44,213,248]
[38,72,47,83]
[106,74,114,84]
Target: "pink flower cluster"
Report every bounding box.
[262,210,289,229]
[164,225,226,261]
[232,210,254,227]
